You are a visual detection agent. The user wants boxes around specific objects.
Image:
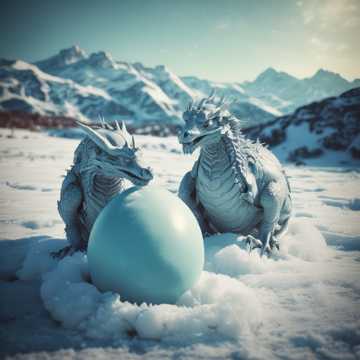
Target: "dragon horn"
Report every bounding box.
[76,120,126,155]
[198,98,207,109]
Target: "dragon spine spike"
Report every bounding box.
[100,115,106,128]
[115,120,121,131]
[197,98,207,109]
[217,95,225,106]
[208,89,216,100]
[131,135,136,149]
[97,114,103,127]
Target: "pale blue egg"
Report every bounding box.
[87,186,204,304]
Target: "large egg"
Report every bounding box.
[87,186,204,304]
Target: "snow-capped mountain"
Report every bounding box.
[245,87,360,165]
[0,59,131,122]
[241,67,360,113]
[0,46,282,126]
[184,67,360,115]
[35,45,87,71]
[1,46,359,127]
[36,49,184,123]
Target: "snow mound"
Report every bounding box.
[12,216,330,344]
[16,237,66,281]
[205,219,329,278]
[281,218,329,261]
[39,253,261,342]
[6,216,330,343]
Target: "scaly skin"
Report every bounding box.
[178,96,292,255]
[53,120,153,258]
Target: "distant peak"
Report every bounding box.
[34,45,87,70]
[253,67,298,84]
[255,67,279,80]
[263,67,278,74]
[255,67,279,82]
[313,68,342,78]
[88,51,115,67]
[316,68,328,74]
[133,61,146,70]
[155,64,167,71]
[58,45,87,61]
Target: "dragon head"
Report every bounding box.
[178,95,232,154]
[77,119,153,186]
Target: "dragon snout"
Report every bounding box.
[179,129,193,143]
[142,167,153,180]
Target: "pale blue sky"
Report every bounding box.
[1,0,359,82]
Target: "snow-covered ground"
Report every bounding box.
[0,129,359,359]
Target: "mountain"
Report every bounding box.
[181,75,282,125]
[0,59,130,121]
[245,87,360,165]
[1,46,359,128]
[242,67,360,113]
[35,50,184,123]
[0,46,281,126]
[35,45,87,71]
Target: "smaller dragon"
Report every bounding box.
[52,119,153,258]
[178,96,292,255]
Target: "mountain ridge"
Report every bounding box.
[1,45,359,126]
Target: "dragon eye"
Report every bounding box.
[203,120,212,128]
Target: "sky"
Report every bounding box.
[0,0,359,82]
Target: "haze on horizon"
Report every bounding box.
[0,0,359,82]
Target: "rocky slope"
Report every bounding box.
[245,87,360,165]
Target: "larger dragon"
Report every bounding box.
[53,120,153,258]
[178,96,292,255]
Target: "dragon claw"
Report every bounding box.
[271,237,280,251]
[260,243,271,257]
[50,245,77,259]
[260,236,280,257]
[245,235,263,253]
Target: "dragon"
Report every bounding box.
[178,96,292,255]
[52,119,153,258]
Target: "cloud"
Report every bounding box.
[310,37,330,51]
[299,0,360,29]
[310,36,349,53]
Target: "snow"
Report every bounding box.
[0,128,359,359]
[1,60,113,121]
[248,96,283,117]
[270,121,359,166]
